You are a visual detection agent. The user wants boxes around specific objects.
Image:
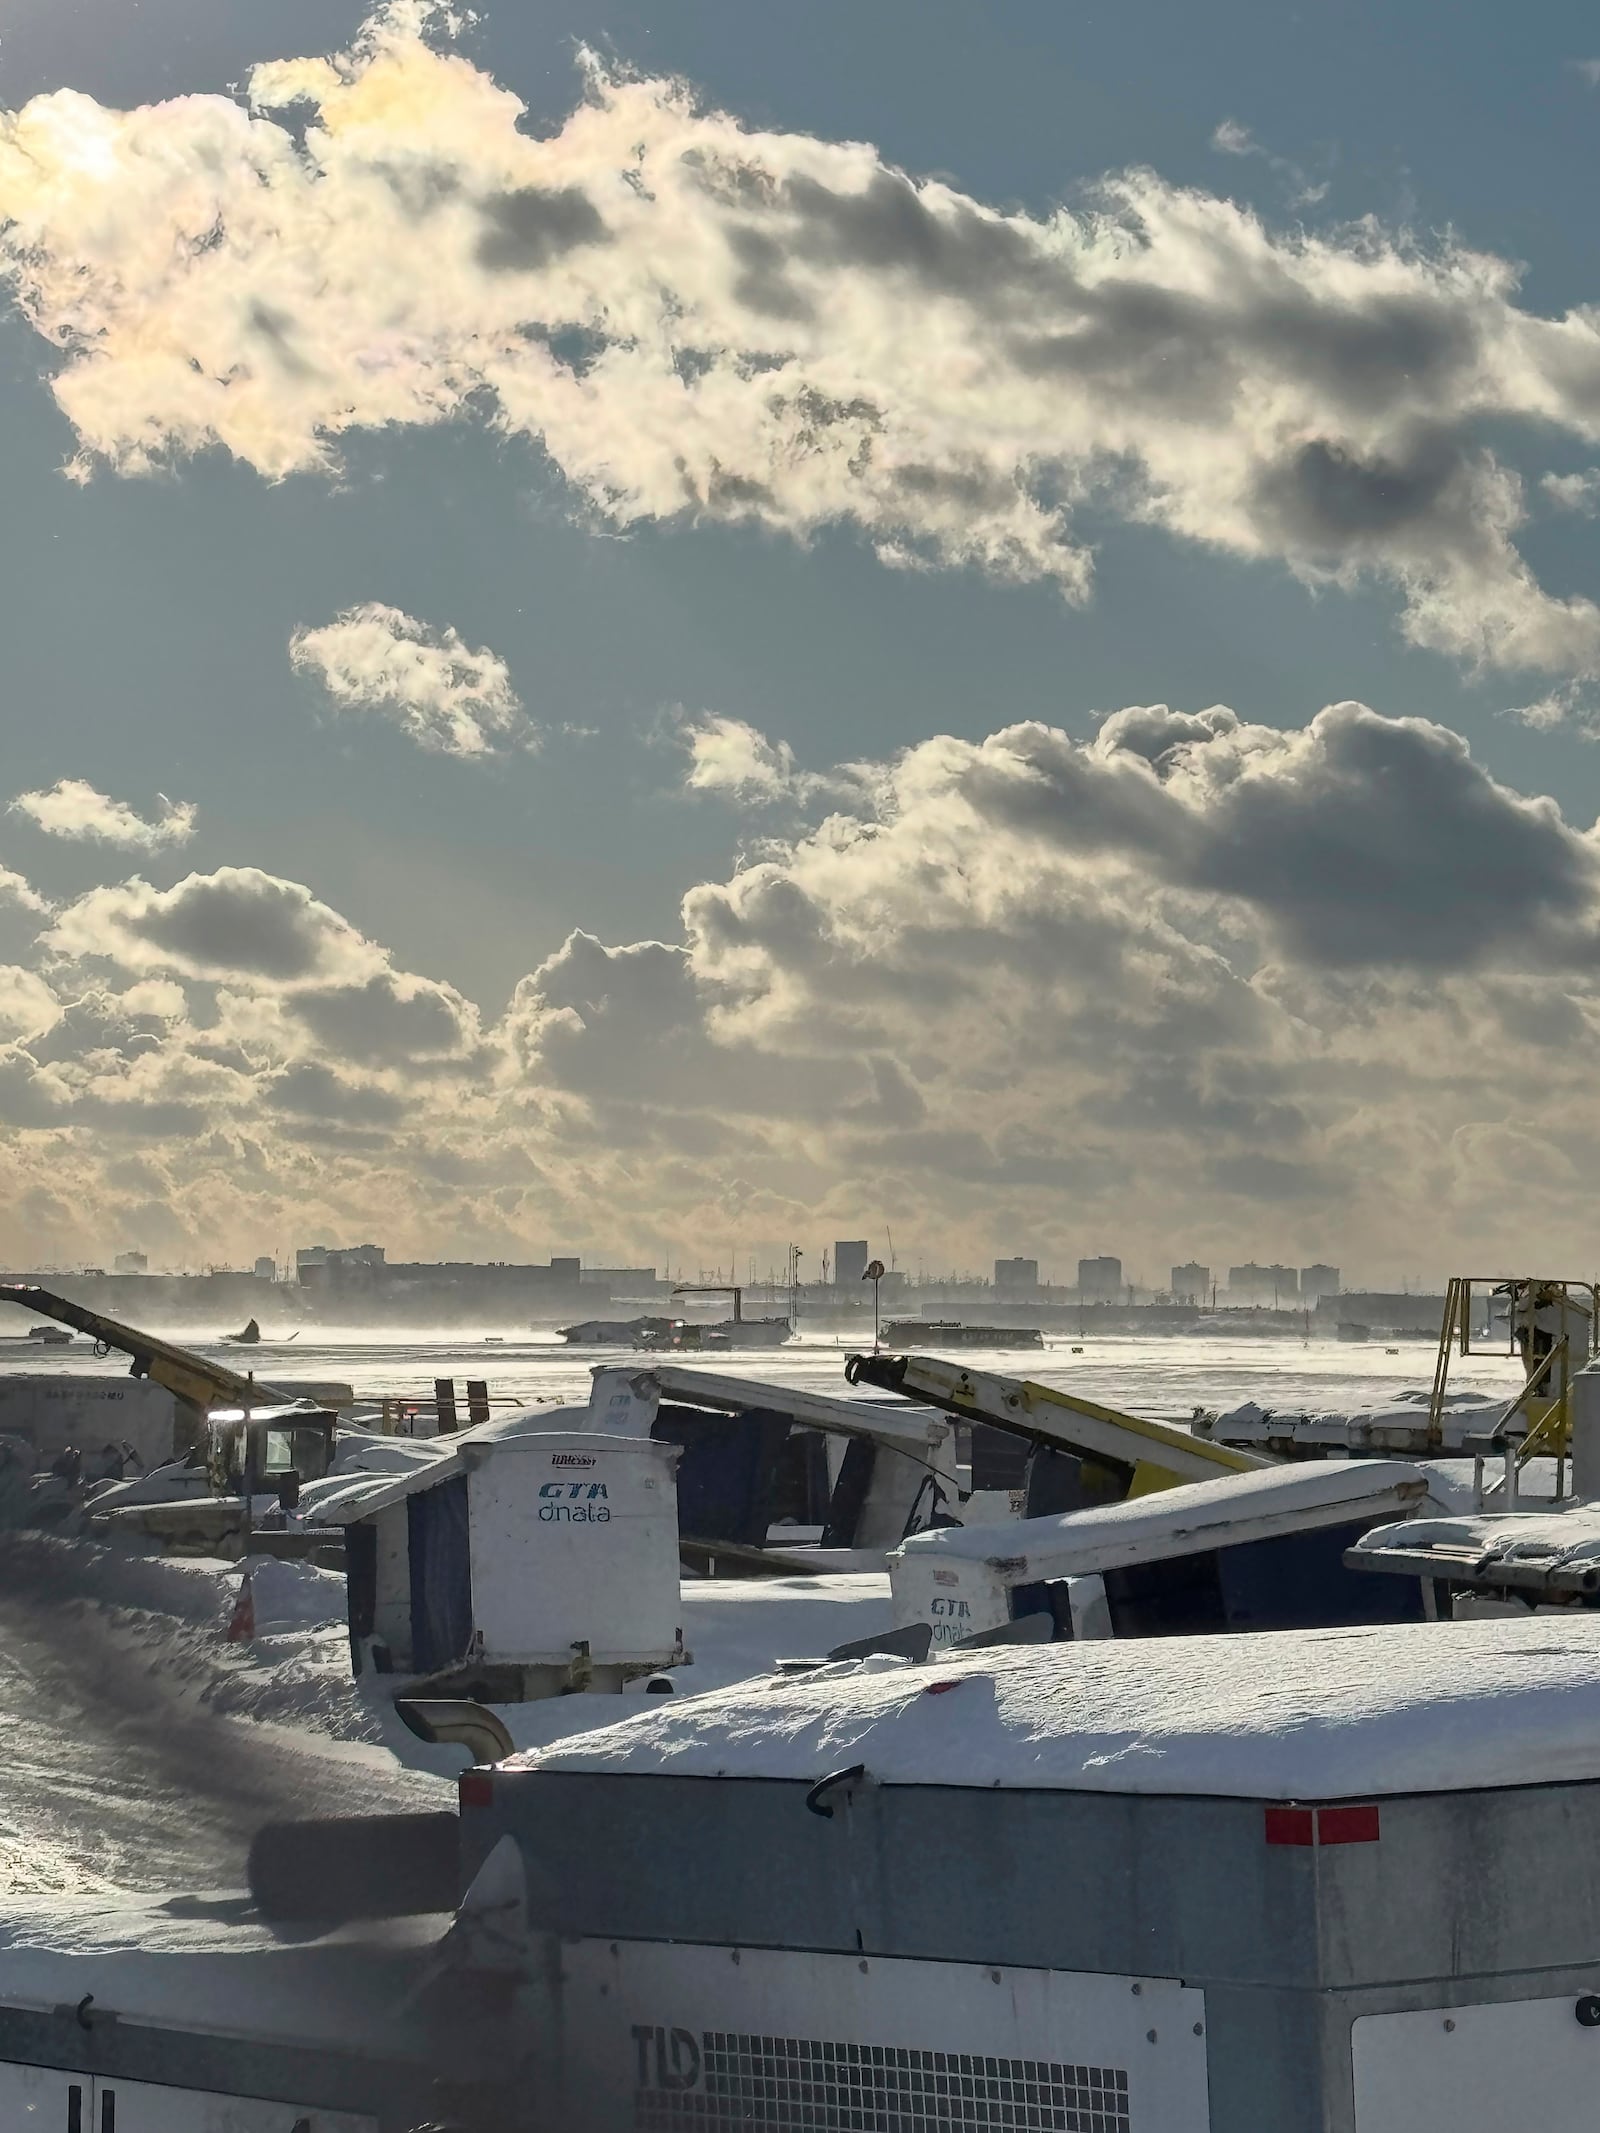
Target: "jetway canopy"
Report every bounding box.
[897,1459,1431,1583]
[642,1363,947,1455]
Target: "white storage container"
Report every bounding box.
[465,1431,682,1666]
[0,1373,180,1469]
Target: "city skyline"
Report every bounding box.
[6,1234,1389,1299]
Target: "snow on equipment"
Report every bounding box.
[1195,1274,1597,1478]
[459,1615,1600,2133]
[892,1458,1438,1646]
[326,1425,687,1698]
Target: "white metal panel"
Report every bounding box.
[0,1376,179,1468]
[467,1433,682,1665]
[646,1365,948,1453]
[1353,1994,1600,2129]
[892,1549,1012,1643]
[92,2078,374,2130]
[0,2060,80,2122]
[897,1460,1429,1578]
[558,1938,1210,2133]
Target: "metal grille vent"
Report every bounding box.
[637,2030,1131,2132]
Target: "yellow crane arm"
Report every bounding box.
[0,1282,279,1412]
[847,1352,1269,1493]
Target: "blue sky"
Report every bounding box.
[0,0,1598,1282]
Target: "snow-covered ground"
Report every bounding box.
[0,1530,890,1899]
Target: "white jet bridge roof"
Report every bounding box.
[893,1457,1433,1578]
[513,1613,1600,1801]
[646,1364,944,1450]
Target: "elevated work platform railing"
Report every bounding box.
[1426,1276,1598,1504]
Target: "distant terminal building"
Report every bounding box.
[112,1251,148,1276]
[994,1256,1039,1296]
[1170,1262,1211,1305]
[1300,1264,1341,1304]
[297,1243,386,1279]
[1228,1262,1300,1306]
[253,1256,276,1283]
[834,1240,870,1289]
[1077,1255,1123,1302]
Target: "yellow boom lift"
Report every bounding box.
[844,1350,1269,1507]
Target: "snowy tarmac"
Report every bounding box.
[0,1539,446,1898]
[0,1332,1527,1909]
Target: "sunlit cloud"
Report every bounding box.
[289,603,534,759]
[12,778,196,851]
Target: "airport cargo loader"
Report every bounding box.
[461,1614,1600,2133]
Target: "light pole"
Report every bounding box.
[864,1258,885,1352]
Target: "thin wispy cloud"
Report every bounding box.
[1209,116,1330,205]
[11,778,196,851]
[289,604,534,759]
[1542,469,1600,515]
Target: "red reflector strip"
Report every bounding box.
[1264,1803,1380,1846]
[459,1771,494,1808]
[1263,1806,1315,1846]
[1318,1803,1381,1845]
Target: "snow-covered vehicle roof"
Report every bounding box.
[894,1457,1433,1579]
[1350,1502,1600,1595]
[509,1614,1600,1800]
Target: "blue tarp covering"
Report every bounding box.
[408,1474,472,1674]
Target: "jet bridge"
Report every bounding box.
[595,1363,960,1564]
[845,1351,1269,1516]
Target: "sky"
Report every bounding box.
[2,0,1600,1286]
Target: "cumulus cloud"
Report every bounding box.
[43,866,387,986]
[5,700,1600,1277]
[5,9,1600,692]
[0,861,49,915]
[289,603,533,758]
[11,778,196,850]
[0,967,61,1043]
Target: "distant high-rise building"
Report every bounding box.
[994,1256,1039,1294]
[113,1250,148,1276]
[1229,1262,1299,1305]
[834,1240,870,1288]
[253,1255,276,1282]
[1170,1262,1210,1305]
[1300,1264,1341,1303]
[1078,1255,1123,1301]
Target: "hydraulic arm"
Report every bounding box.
[0,1282,295,1422]
[846,1351,1269,1497]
